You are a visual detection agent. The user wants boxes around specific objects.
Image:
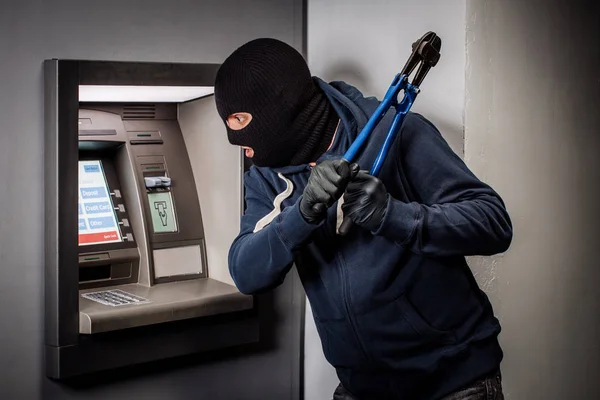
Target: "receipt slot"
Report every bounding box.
[44,60,258,379]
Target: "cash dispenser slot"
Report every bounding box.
[79,248,139,288]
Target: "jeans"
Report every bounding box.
[440,371,504,400]
[332,371,504,400]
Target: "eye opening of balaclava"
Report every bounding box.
[214,38,339,168]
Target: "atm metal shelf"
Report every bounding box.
[79,278,253,334]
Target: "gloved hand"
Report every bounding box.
[342,171,389,232]
[300,159,359,224]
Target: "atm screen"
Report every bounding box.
[78,160,123,246]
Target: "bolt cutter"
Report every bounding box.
[338,31,442,236]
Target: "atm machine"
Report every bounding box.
[76,102,251,332]
[44,60,260,379]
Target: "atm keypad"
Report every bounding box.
[82,289,150,307]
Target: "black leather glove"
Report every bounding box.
[342,171,389,232]
[300,159,359,224]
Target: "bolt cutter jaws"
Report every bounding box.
[401,31,442,87]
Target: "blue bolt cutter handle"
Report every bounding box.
[338,31,442,236]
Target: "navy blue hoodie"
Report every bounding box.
[229,78,513,400]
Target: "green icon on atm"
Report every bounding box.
[148,192,177,233]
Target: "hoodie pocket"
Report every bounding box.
[397,295,456,343]
[353,295,456,370]
[314,318,369,370]
[404,257,486,334]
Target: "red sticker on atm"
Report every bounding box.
[78,231,120,245]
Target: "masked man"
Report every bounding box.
[214,38,511,400]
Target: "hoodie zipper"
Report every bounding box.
[304,165,371,362]
[331,221,371,363]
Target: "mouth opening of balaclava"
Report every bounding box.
[214,38,339,168]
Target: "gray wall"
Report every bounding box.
[465,0,600,399]
[308,0,466,155]
[0,0,304,399]
[305,1,467,398]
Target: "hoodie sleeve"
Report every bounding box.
[373,113,513,257]
[228,169,322,295]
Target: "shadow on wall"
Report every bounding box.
[322,61,464,156]
[323,59,371,92]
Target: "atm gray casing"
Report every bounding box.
[44,60,260,379]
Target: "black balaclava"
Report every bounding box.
[214,38,339,168]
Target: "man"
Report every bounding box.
[214,38,512,400]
